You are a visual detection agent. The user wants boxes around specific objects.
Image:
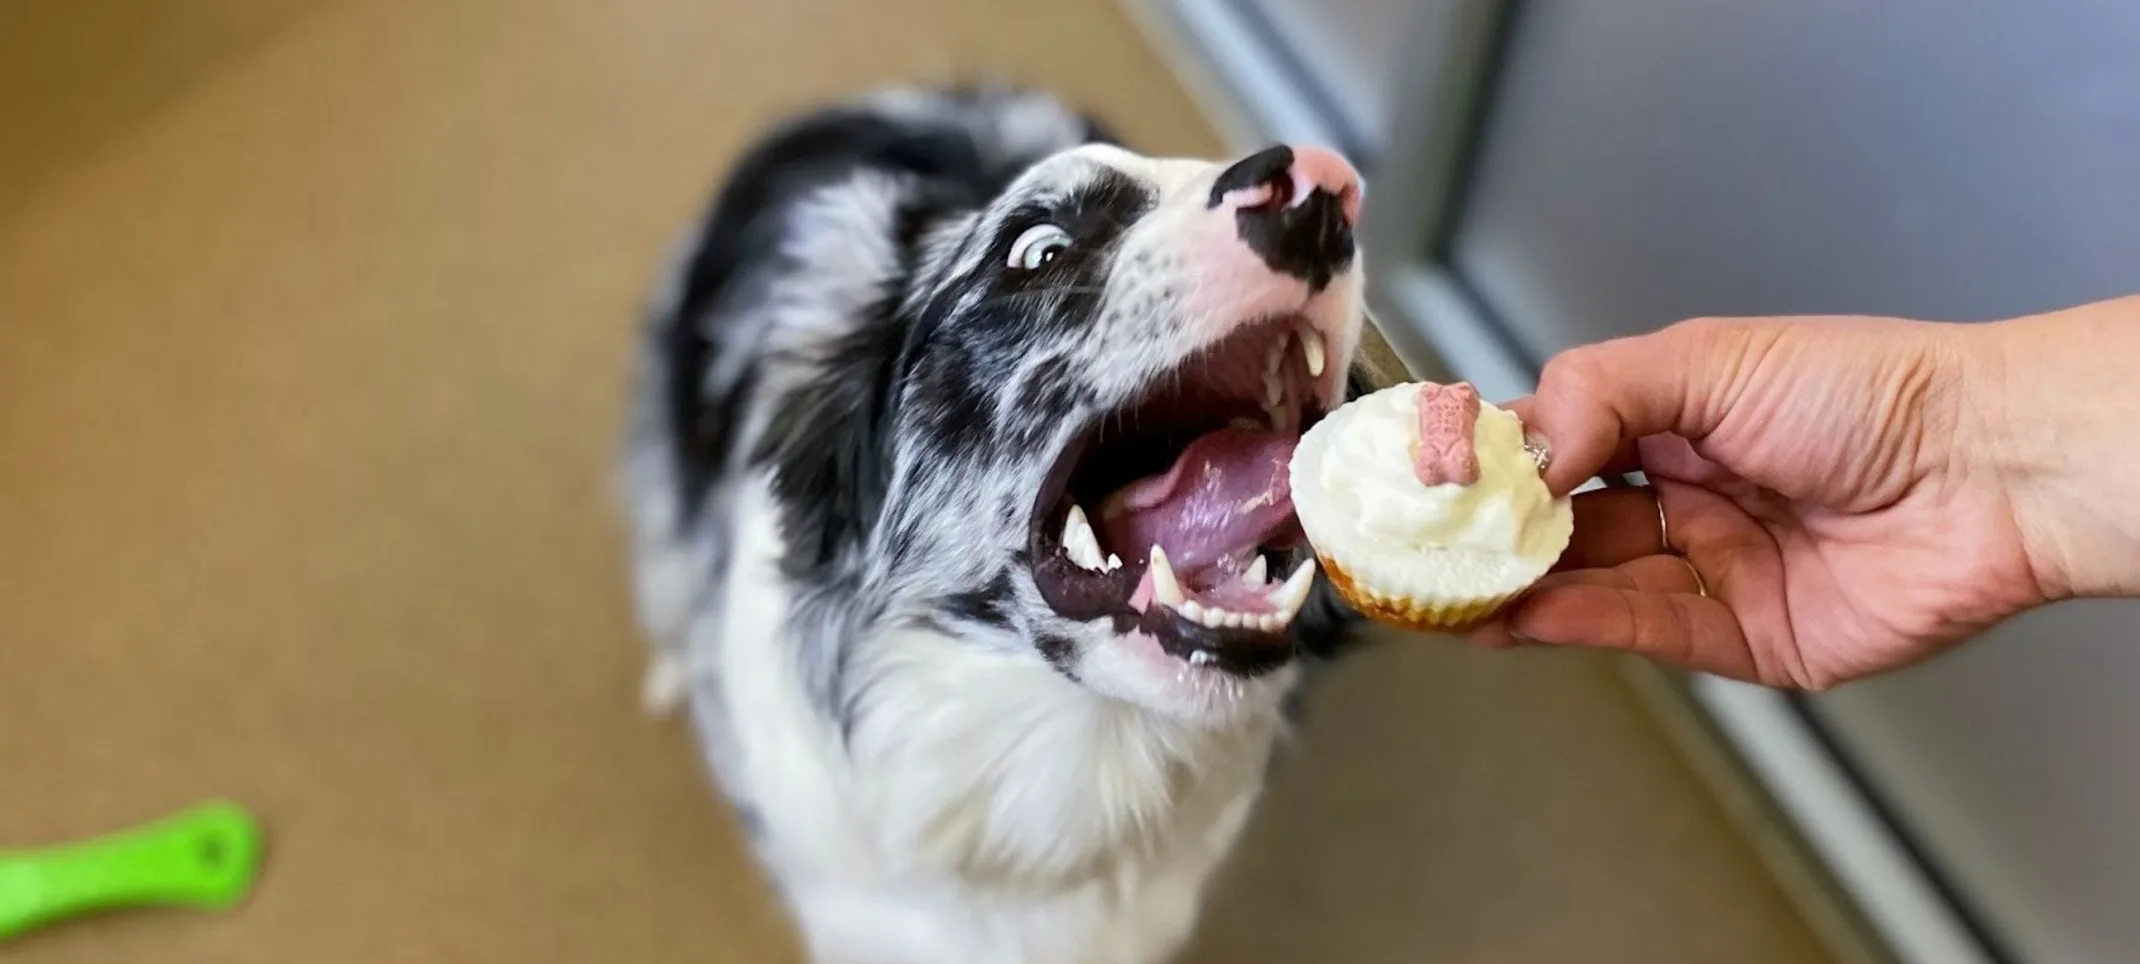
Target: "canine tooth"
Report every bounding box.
[1273,558,1319,617]
[1263,370,1285,409]
[1149,546,1185,606]
[1244,556,1268,584]
[1298,323,1326,378]
[1063,505,1105,570]
[1265,333,1286,378]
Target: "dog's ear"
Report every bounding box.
[756,178,983,578]
[709,87,1107,578]
[757,306,905,578]
[656,111,978,528]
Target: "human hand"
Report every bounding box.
[1467,304,2140,689]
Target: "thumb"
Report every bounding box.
[1528,319,1777,496]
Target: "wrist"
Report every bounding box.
[1960,299,2140,599]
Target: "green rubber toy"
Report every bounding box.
[0,801,263,942]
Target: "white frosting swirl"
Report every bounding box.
[1296,383,1568,562]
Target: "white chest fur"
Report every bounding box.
[693,480,1280,964]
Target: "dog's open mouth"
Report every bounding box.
[1029,315,1331,676]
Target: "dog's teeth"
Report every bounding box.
[1149,546,1185,606]
[1272,558,1319,618]
[1189,650,1215,666]
[1260,349,1289,427]
[1244,556,1268,584]
[1063,505,1106,570]
[1106,553,1122,571]
[1060,506,1085,560]
[1178,600,1206,622]
[1202,608,1229,629]
[1298,323,1326,378]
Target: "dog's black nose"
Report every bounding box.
[1207,144,1362,292]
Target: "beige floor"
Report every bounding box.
[0,1,1830,961]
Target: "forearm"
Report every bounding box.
[1963,295,2140,599]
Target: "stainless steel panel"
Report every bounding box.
[1454,0,2140,358]
[1232,0,1426,145]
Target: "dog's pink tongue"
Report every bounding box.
[1100,427,1297,574]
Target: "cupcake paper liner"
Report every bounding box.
[1318,554,1526,633]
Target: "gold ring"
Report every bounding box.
[1655,488,1672,555]
[1676,554,1709,598]
[1655,490,1707,597]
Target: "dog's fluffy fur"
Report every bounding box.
[621,85,1369,964]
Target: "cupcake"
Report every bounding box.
[1289,380,1572,630]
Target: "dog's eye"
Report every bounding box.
[1007,224,1072,271]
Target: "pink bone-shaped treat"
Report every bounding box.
[1412,381,1481,487]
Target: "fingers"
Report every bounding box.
[1502,569,1762,681]
[1558,478,1745,570]
[1467,512,1731,659]
[1499,396,1644,483]
[1463,480,1802,686]
[1523,319,1781,496]
[1632,434,1715,484]
[1556,485,1666,571]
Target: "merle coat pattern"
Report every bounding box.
[622,85,1371,964]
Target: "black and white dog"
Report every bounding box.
[622,84,1369,964]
